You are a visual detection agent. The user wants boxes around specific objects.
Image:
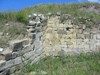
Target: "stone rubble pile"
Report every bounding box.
[0,13,47,75]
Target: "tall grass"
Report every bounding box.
[24,52,100,75]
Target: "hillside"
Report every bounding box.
[0,2,100,47]
[0,2,100,75]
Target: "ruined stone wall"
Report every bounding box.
[43,17,100,56]
[0,14,100,74]
[0,14,47,75]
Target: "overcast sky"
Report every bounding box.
[0,0,100,11]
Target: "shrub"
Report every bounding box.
[16,10,29,24]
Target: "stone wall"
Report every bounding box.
[0,13,100,74]
[0,14,47,75]
[43,17,100,56]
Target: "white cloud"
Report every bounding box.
[78,0,100,2]
[88,0,100,2]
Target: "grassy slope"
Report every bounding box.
[0,2,100,23]
[0,2,100,46]
[24,53,100,75]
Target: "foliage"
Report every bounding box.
[16,10,29,24]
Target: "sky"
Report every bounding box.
[0,0,100,11]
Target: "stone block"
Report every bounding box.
[0,49,12,61]
[0,60,6,71]
[81,34,85,39]
[57,30,67,34]
[82,25,86,29]
[30,55,42,65]
[59,24,64,28]
[9,40,23,52]
[14,57,22,65]
[29,21,36,26]
[85,34,90,39]
[85,45,90,49]
[12,52,19,59]
[23,51,35,60]
[97,34,100,40]
[72,33,76,39]
[83,39,89,42]
[19,45,32,56]
[79,29,83,33]
[76,34,81,39]
[69,29,74,33]
[67,42,73,45]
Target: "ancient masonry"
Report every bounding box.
[0,13,100,74]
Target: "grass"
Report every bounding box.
[0,2,100,24]
[23,52,100,75]
[0,22,27,47]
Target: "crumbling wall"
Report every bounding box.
[0,13,100,75]
[43,17,100,56]
[0,14,47,75]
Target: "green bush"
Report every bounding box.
[16,11,29,24]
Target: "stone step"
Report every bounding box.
[0,48,12,61]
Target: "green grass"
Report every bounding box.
[0,2,100,24]
[0,22,27,47]
[24,52,100,75]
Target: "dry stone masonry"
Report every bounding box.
[43,17,100,56]
[0,13,100,74]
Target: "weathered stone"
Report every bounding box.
[57,30,67,34]
[97,34,100,40]
[77,34,81,39]
[57,12,61,16]
[0,60,6,69]
[0,48,3,52]
[0,49,12,61]
[67,42,73,45]
[83,25,86,29]
[85,34,90,39]
[9,40,23,52]
[12,52,19,59]
[23,51,35,60]
[14,57,22,65]
[29,21,36,26]
[81,34,85,39]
